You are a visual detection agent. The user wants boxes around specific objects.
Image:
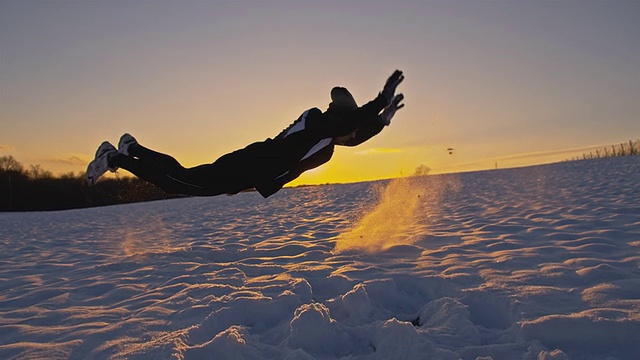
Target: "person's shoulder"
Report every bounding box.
[306,107,323,115]
[307,107,324,119]
[305,107,325,124]
[295,107,323,122]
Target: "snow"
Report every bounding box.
[1,156,639,360]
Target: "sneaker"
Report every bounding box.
[118,133,138,156]
[87,141,118,186]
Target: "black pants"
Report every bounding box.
[110,143,261,196]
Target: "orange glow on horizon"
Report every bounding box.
[1,1,638,191]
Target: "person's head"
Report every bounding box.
[327,87,358,145]
[327,87,357,112]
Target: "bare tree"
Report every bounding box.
[0,156,24,173]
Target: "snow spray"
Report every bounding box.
[334,177,430,253]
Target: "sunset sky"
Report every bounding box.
[1,0,638,186]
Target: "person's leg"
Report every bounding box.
[110,153,209,195]
[127,143,186,173]
[110,150,256,196]
[119,134,186,174]
[110,135,270,196]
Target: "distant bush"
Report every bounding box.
[0,155,181,211]
[570,139,640,161]
[412,164,431,177]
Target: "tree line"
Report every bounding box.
[0,155,182,211]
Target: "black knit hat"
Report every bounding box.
[328,87,358,110]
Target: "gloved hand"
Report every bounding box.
[381,70,404,102]
[381,93,404,125]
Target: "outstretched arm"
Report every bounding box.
[310,70,405,138]
[340,122,385,147]
[381,70,405,103]
[380,93,405,126]
[340,93,405,147]
[356,69,405,117]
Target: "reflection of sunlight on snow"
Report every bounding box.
[120,215,174,257]
[334,177,434,253]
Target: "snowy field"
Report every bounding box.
[1,156,639,360]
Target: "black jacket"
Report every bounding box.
[214,93,389,198]
[257,93,390,197]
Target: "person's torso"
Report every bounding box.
[274,108,336,165]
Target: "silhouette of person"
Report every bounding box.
[87,70,405,198]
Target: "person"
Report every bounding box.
[87,70,405,198]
